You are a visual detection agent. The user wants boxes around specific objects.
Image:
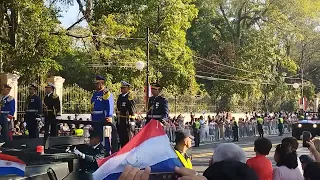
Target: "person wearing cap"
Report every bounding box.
[116,81,136,148]
[25,83,42,138]
[91,75,118,153]
[146,82,169,124]
[174,130,193,169]
[43,82,61,139]
[0,84,15,143]
[71,130,108,178]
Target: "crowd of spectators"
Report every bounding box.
[119,136,320,180]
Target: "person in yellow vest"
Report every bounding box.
[174,130,193,169]
[74,124,84,137]
[278,116,284,136]
[192,119,201,147]
[256,115,264,137]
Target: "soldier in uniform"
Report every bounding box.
[67,131,108,180]
[116,81,136,148]
[43,83,61,140]
[146,82,169,124]
[0,84,15,143]
[25,83,42,138]
[91,75,118,153]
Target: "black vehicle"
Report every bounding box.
[292,112,320,139]
[0,119,112,180]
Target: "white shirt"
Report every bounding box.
[273,166,304,180]
[296,157,303,175]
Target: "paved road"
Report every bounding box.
[191,134,311,173]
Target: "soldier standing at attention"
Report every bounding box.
[116,81,136,148]
[43,83,61,140]
[25,83,42,138]
[91,75,118,153]
[146,82,169,124]
[0,84,15,143]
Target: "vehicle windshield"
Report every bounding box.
[305,112,320,120]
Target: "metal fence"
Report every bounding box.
[148,121,290,143]
[17,84,47,120]
[17,83,255,117]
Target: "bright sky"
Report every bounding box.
[59,3,86,28]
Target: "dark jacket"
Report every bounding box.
[78,143,109,173]
[203,161,258,180]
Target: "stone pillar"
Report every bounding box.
[0,73,20,118]
[315,93,320,112]
[47,76,65,115]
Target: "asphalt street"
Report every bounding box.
[191,134,311,173]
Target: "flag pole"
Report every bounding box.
[145,27,150,112]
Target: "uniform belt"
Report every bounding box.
[0,111,9,113]
[147,115,162,118]
[92,111,104,114]
[26,109,38,112]
[118,115,135,118]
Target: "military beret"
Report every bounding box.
[121,81,131,88]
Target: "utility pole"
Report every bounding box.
[0,46,3,73]
[146,27,150,111]
[156,5,160,82]
[300,43,305,112]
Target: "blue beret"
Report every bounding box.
[45,82,55,89]
[3,84,11,89]
[95,75,106,81]
[121,81,131,87]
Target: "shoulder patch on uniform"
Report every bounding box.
[128,93,134,101]
[7,96,14,102]
[52,94,59,99]
[103,91,110,100]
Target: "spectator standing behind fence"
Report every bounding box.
[25,83,42,139]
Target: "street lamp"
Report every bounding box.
[292,83,299,89]
[135,61,145,71]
